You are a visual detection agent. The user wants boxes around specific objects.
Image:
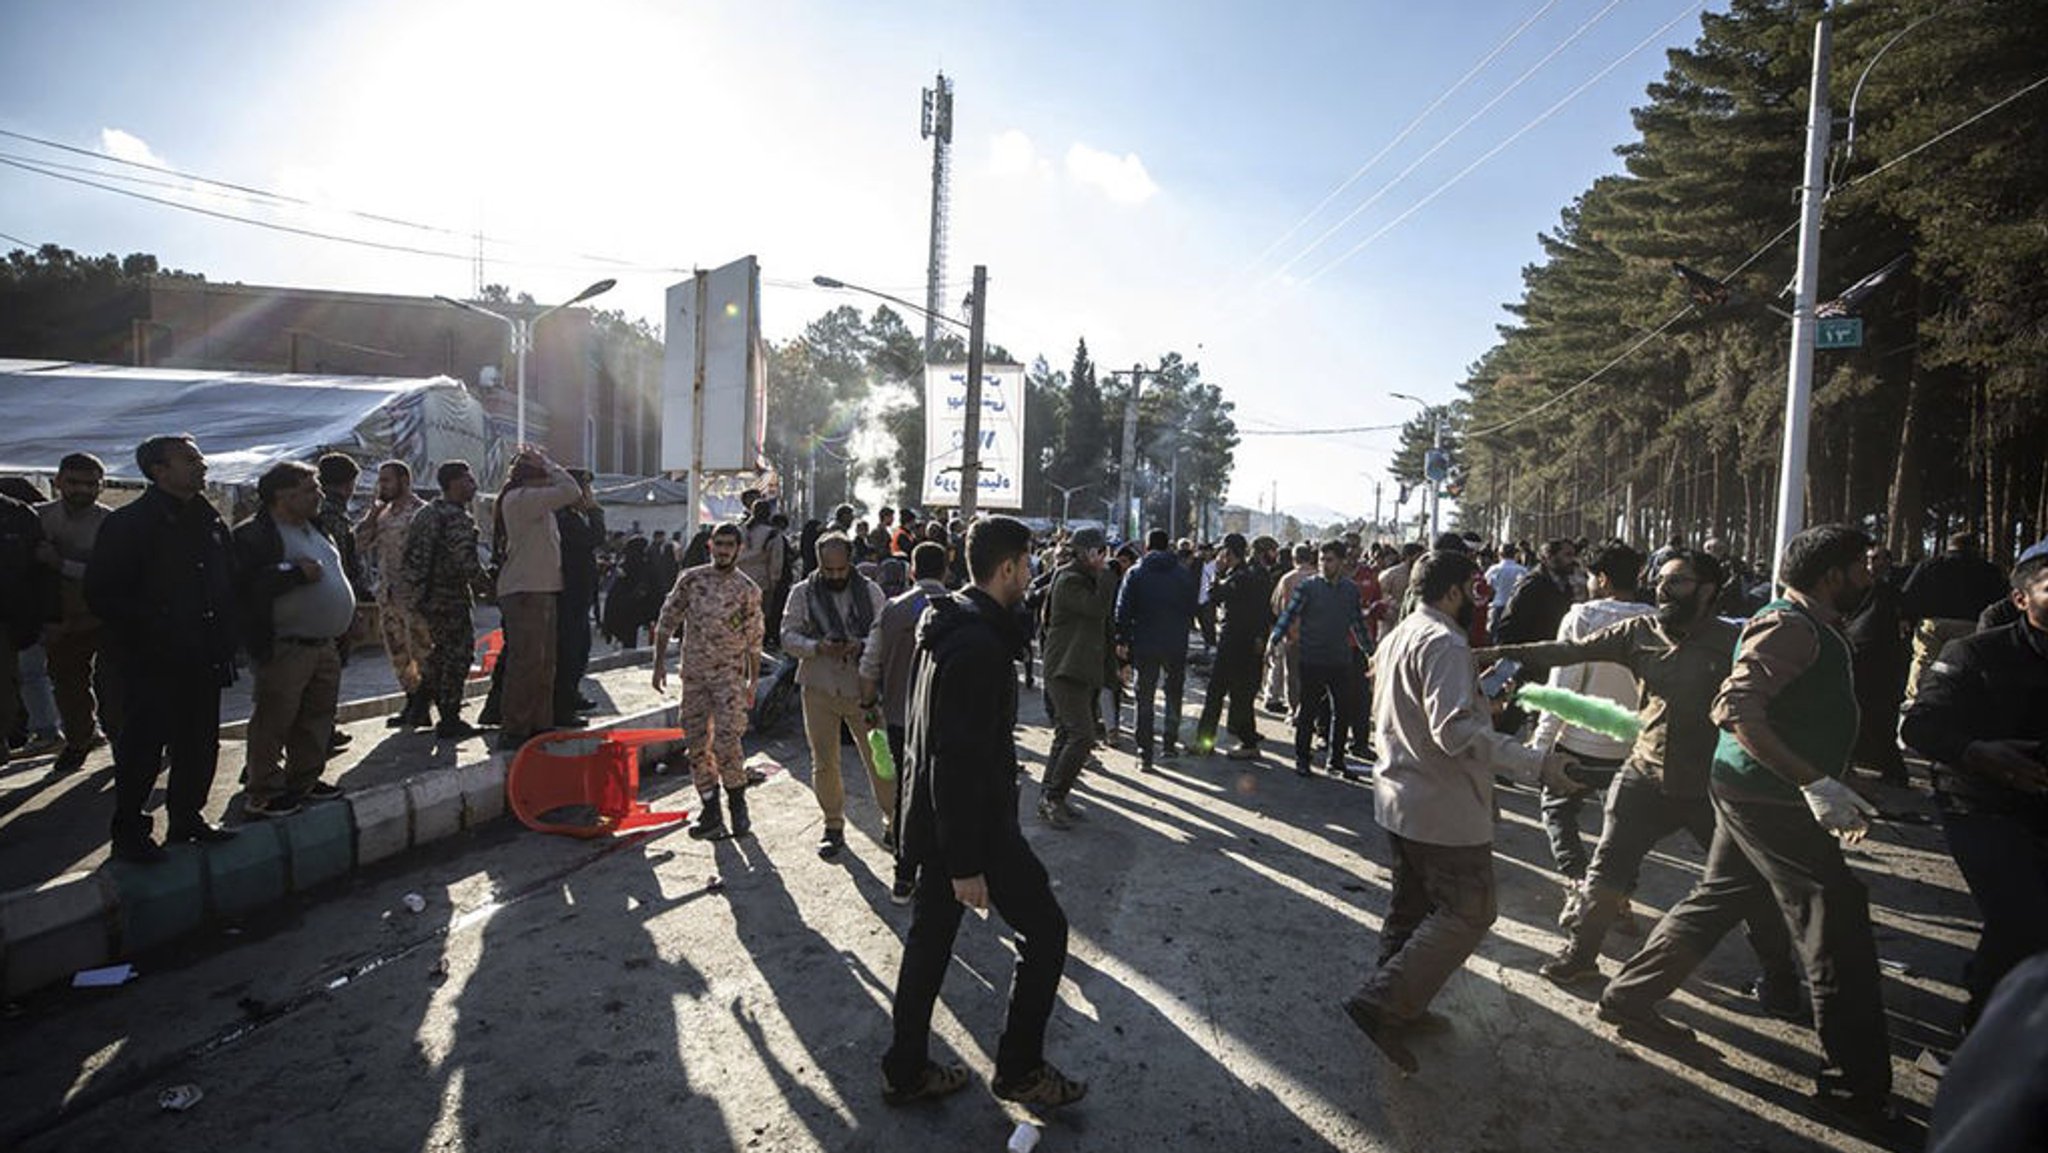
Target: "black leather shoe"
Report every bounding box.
[112,837,169,864]
[168,821,238,844]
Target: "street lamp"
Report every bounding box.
[1046,480,1088,526]
[435,277,615,447]
[1104,364,1160,543]
[1390,392,1446,540]
[813,266,991,518]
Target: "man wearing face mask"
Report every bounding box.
[653,522,761,841]
[1599,525,1894,1129]
[1346,549,1585,1072]
[783,532,892,860]
[1475,549,1800,1009]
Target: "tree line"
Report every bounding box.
[1387,0,2046,565]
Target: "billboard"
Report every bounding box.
[661,256,765,473]
[922,363,1026,510]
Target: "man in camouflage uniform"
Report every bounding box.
[354,459,434,728]
[652,521,762,840]
[402,461,489,740]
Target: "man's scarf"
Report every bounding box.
[807,572,878,643]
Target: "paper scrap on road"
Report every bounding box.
[71,964,135,988]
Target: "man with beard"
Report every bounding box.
[1272,540,1370,779]
[783,532,892,859]
[1599,526,1893,1129]
[354,460,434,728]
[653,522,762,840]
[34,453,122,773]
[1346,549,1584,1072]
[1194,532,1272,760]
[1493,539,1579,677]
[401,461,492,740]
[1475,549,1800,1009]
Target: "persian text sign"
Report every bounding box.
[921,364,1026,510]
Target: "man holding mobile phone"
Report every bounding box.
[1344,549,1584,1073]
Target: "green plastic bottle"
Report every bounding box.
[868,726,896,781]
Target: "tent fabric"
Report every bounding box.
[0,359,488,486]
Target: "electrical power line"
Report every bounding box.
[1302,1,1704,285]
[0,228,35,248]
[0,127,699,276]
[1231,0,1564,286]
[1270,0,1632,286]
[1458,70,2048,440]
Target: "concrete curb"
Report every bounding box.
[0,696,677,999]
[219,648,652,739]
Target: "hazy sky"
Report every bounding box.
[0,0,1716,518]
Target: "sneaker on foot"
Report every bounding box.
[687,817,730,841]
[881,1060,971,1106]
[1036,797,1073,830]
[992,1062,1088,1107]
[1225,743,1262,762]
[435,719,483,740]
[52,745,89,775]
[243,795,302,820]
[303,780,343,802]
[890,877,915,906]
[1597,998,1695,1044]
[1539,948,1602,987]
[818,827,846,859]
[1341,995,1418,1074]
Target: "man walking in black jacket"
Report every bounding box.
[882,516,1086,1109]
[1194,532,1272,760]
[87,435,240,862]
[1901,541,2048,1030]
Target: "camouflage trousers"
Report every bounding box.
[420,604,474,715]
[378,593,435,695]
[677,678,750,792]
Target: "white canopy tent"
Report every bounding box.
[0,358,488,487]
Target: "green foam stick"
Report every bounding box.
[1516,683,1643,743]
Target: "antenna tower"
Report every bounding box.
[920,73,954,361]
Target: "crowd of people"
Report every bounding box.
[4,443,2044,1142]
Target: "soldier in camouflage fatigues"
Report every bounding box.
[401,462,488,738]
[653,522,762,839]
[354,460,435,726]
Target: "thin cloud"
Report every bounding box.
[1065,142,1158,205]
[988,129,1052,178]
[99,127,166,167]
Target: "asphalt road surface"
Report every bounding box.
[2,675,1965,1152]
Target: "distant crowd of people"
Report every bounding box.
[5,451,2043,1141]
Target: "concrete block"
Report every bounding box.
[348,783,413,867]
[405,771,467,845]
[280,801,354,891]
[203,821,287,920]
[456,761,507,826]
[107,846,207,955]
[0,874,115,998]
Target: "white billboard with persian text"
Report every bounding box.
[922,363,1026,510]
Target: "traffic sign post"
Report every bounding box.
[1816,316,1864,350]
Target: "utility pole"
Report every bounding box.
[920,73,954,364]
[958,264,988,519]
[1109,363,1157,543]
[1773,11,1831,585]
[1373,481,1382,540]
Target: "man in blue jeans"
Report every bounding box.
[1115,529,1198,773]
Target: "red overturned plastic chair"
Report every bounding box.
[470,628,504,680]
[506,729,691,838]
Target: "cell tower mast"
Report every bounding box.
[920,73,954,362]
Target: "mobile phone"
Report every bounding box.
[1479,658,1522,701]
